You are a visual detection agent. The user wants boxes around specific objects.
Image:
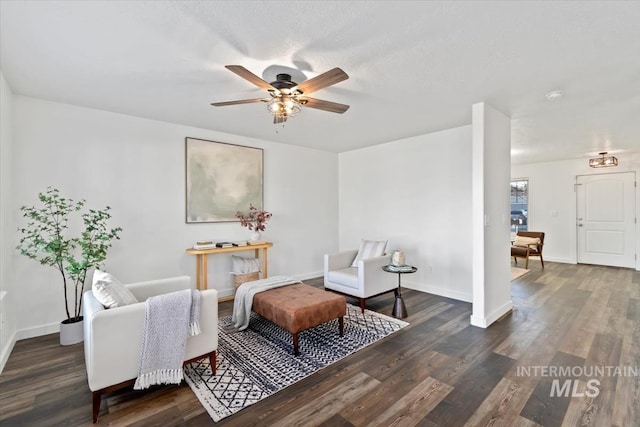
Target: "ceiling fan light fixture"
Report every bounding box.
[267,97,301,117]
[589,152,618,168]
[212,65,349,124]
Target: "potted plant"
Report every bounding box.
[235,204,272,241]
[16,187,122,345]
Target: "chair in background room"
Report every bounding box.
[324,239,396,313]
[83,274,218,423]
[511,231,545,269]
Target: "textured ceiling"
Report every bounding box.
[1,1,638,164]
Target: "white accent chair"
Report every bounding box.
[324,249,395,313]
[82,276,218,423]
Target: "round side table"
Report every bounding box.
[382,265,417,318]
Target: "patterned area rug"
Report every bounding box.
[184,304,408,422]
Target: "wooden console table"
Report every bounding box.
[185,242,273,290]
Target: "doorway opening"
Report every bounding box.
[510,179,528,233]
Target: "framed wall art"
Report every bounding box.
[185,137,264,223]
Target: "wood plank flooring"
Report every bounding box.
[0,262,638,426]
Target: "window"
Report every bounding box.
[510,179,528,232]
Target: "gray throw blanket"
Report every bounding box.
[231,275,300,331]
[133,289,201,390]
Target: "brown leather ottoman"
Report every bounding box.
[252,283,346,355]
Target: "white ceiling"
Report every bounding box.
[1,1,639,164]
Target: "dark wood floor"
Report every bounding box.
[1,262,638,426]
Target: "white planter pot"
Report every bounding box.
[60,317,84,345]
[249,230,261,241]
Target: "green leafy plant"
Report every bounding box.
[17,187,122,323]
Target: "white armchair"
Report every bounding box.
[82,276,218,423]
[324,249,395,313]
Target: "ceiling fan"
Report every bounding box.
[211,65,350,124]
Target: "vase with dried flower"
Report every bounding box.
[235,204,272,241]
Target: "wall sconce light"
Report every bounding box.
[589,152,618,168]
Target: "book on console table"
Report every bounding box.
[192,243,217,250]
[192,241,253,250]
[192,240,236,250]
[247,240,267,245]
[215,242,235,248]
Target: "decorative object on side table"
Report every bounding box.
[382,264,417,318]
[16,187,122,345]
[390,250,405,266]
[236,204,272,241]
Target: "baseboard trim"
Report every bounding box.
[15,322,60,341]
[543,257,575,264]
[1,322,58,374]
[217,288,234,300]
[403,281,472,303]
[293,271,323,281]
[470,300,513,328]
[218,294,234,302]
[0,331,16,374]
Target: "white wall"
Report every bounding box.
[0,72,17,372]
[470,103,512,328]
[512,153,640,270]
[339,125,473,302]
[11,96,339,339]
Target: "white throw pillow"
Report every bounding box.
[231,255,261,274]
[513,236,541,247]
[92,270,138,308]
[351,239,388,267]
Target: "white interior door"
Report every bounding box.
[576,172,636,268]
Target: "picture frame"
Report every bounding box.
[185,137,264,223]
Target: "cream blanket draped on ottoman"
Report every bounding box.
[231,275,300,331]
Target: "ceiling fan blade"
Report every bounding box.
[292,68,349,95]
[300,97,350,114]
[210,98,269,107]
[273,114,287,124]
[225,65,275,90]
